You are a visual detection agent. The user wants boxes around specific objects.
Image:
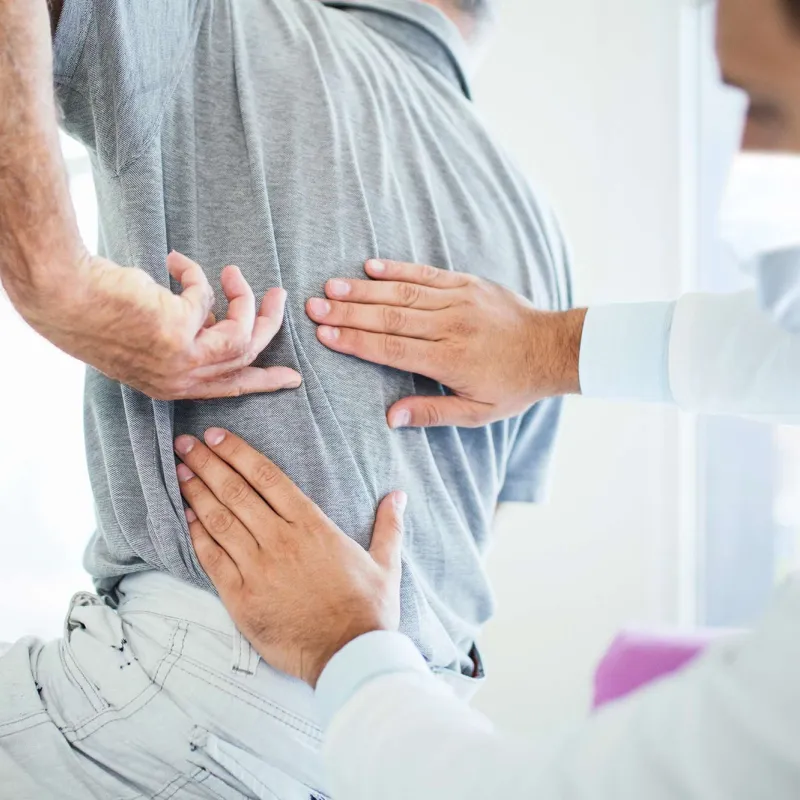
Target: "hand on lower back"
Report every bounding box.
[174,429,405,688]
[26,251,301,400]
[306,259,587,428]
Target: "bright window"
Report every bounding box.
[0,135,96,642]
[693,4,800,627]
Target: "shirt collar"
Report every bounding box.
[322,0,473,100]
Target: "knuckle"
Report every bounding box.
[397,282,422,306]
[207,508,236,534]
[383,335,406,362]
[420,264,439,283]
[220,476,250,507]
[382,305,407,334]
[253,461,282,490]
[422,403,441,426]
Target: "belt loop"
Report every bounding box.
[230,627,260,678]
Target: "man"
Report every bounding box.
[169,0,800,797]
[0,0,569,797]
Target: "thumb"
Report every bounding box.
[369,491,406,574]
[387,396,493,429]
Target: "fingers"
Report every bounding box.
[169,251,215,331]
[306,297,442,340]
[184,366,302,399]
[369,491,406,574]
[187,517,243,593]
[364,259,472,289]
[316,325,443,377]
[194,265,258,363]
[248,287,290,360]
[176,456,262,566]
[324,277,451,311]
[387,396,494,429]
[199,428,318,524]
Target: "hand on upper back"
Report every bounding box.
[30,252,301,400]
[305,260,587,429]
[174,429,405,688]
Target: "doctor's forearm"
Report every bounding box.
[0,0,89,318]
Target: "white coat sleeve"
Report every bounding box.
[578,291,800,423]
[319,581,800,800]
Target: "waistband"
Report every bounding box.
[116,570,237,634]
[115,571,482,703]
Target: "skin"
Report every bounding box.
[188,0,800,689]
[0,1,301,400]
[174,430,406,688]
[301,0,800,430]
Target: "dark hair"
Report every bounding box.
[785,0,800,26]
[453,0,491,18]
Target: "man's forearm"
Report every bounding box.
[0,0,88,317]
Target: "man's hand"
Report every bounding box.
[24,252,302,400]
[305,259,587,428]
[0,3,299,400]
[174,429,406,687]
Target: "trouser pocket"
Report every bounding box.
[191,730,329,800]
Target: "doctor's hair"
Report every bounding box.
[453,0,492,18]
[787,0,800,27]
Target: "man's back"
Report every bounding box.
[55,0,570,673]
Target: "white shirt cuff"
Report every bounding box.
[579,302,677,403]
[315,631,429,730]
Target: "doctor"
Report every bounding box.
[172,0,800,797]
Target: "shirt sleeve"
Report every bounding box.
[52,0,203,172]
[498,397,563,504]
[579,292,800,424]
[321,579,800,800]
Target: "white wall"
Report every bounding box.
[472,0,689,737]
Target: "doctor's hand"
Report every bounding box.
[173,429,405,688]
[21,251,301,401]
[306,260,587,428]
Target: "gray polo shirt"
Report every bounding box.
[53,0,571,674]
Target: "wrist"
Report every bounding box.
[306,624,385,689]
[525,307,586,399]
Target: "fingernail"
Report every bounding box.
[328,279,350,298]
[367,260,386,275]
[308,298,331,317]
[177,464,195,482]
[394,491,408,513]
[174,435,196,456]
[205,428,226,447]
[318,326,340,342]
[390,410,411,429]
[282,377,303,390]
[185,508,197,524]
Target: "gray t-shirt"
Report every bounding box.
[53,0,571,674]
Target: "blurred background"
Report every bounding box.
[2,0,798,740]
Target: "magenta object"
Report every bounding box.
[593,630,717,710]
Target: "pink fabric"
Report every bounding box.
[593,630,717,709]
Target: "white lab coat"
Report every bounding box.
[580,291,800,421]
[324,579,800,799]
[318,291,800,799]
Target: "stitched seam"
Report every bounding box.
[61,622,184,738]
[67,624,187,743]
[121,609,233,639]
[173,660,322,743]
[176,653,318,733]
[0,711,50,738]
